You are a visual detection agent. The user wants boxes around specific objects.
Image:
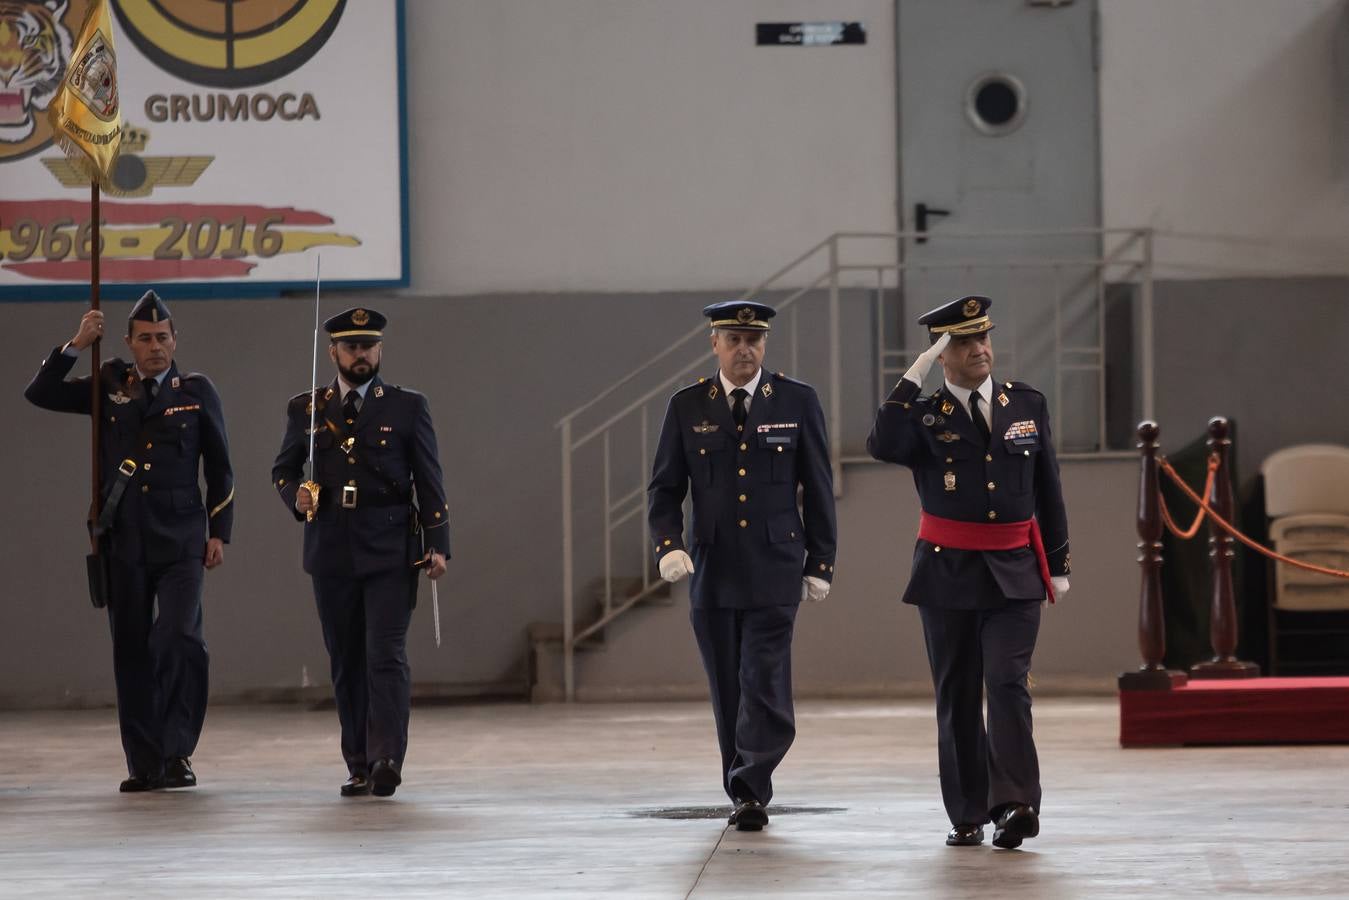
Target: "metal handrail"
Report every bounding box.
[558,227,1156,701]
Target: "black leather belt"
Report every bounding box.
[319,485,410,509]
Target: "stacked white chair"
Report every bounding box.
[1260,444,1349,673]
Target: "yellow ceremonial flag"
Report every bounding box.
[46,0,123,186]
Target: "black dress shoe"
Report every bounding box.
[340,774,372,797]
[162,757,197,789]
[119,774,160,793]
[370,758,401,797]
[729,799,769,832]
[946,824,985,846]
[992,804,1040,849]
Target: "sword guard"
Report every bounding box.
[300,480,320,522]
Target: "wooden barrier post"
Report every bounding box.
[1191,417,1260,679]
[1120,421,1187,690]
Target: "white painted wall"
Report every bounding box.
[405,0,897,293]
[1099,0,1349,278]
[405,0,1349,292]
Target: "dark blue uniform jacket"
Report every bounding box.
[272,376,450,579]
[867,377,1069,608]
[648,371,837,609]
[25,347,234,565]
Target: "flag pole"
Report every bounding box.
[89,179,101,552]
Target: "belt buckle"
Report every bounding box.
[341,485,358,509]
[118,459,137,477]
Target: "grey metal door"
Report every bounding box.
[897,0,1102,450]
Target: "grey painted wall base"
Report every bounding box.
[536,456,1140,702]
[4,277,1343,708]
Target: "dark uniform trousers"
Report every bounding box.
[867,376,1068,826]
[649,371,836,805]
[25,348,233,778]
[272,376,451,777]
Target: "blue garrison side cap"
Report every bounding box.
[128,289,171,324]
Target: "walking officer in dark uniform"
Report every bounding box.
[25,291,234,792]
[648,300,837,831]
[867,296,1070,850]
[272,307,450,799]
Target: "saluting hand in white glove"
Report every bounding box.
[802,575,831,603]
[902,332,952,386]
[658,550,695,583]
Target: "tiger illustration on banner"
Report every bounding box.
[0,1,82,156]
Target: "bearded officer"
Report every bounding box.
[648,300,837,831]
[24,291,234,792]
[866,296,1069,850]
[272,307,450,799]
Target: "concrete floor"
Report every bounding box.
[1,698,1346,899]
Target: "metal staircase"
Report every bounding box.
[547,228,1157,701]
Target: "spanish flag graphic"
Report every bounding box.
[46,0,123,186]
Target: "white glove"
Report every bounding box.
[1050,576,1070,603]
[658,550,695,583]
[802,575,831,603]
[902,332,951,386]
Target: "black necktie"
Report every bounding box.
[970,392,991,445]
[343,390,359,426]
[731,388,748,429]
[142,376,158,403]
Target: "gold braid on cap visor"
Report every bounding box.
[709,319,771,330]
[928,316,992,336]
[329,330,384,339]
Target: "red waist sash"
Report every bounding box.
[917,512,1055,604]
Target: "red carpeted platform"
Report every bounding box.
[1119,677,1349,747]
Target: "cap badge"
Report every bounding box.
[351,309,370,327]
[962,299,980,318]
[736,307,755,324]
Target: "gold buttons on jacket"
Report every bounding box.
[141,485,149,493]
[934,546,942,553]
[740,443,747,451]
[699,448,706,455]
[986,454,993,462]
[987,482,996,491]
[738,494,747,502]
[142,463,151,470]
[347,457,356,464]
[739,519,748,528]
[738,468,746,476]
[434,511,441,519]
[819,563,828,570]
[145,442,153,449]
[776,447,783,453]
[663,539,672,546]
[988,511,997,520]
[945,457,953,464]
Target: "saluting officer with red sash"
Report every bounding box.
[867,296,1070,851]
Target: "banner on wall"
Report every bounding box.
[0,0,407,299]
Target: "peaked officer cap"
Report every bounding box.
[918,295,995,340]
[703,300,775,331]
[324,307,387,341]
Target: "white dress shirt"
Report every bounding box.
[718,367,763,416]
